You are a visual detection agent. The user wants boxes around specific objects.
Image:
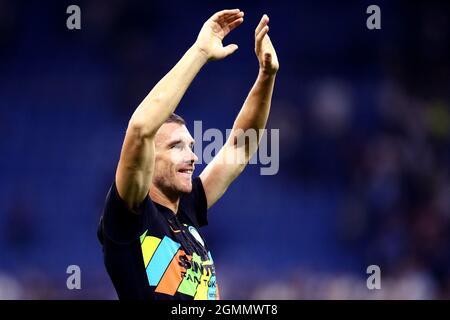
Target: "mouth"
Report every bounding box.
[177,168,193,178]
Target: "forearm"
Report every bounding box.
[232,70,276,139]
[130,45,208,136]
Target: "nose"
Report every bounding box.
[190,148,199,163]
[184,146,198,165]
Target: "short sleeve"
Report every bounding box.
[180,177,208,228]
[99,181,151,244]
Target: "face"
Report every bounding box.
[153,122,198,195]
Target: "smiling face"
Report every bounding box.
[152,122,198,196]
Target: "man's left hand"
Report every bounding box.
[255,14,279,75]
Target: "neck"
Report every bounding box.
[149,184,180,214]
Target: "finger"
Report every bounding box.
[264,35,277,55]
[218,12,243,28]
[255,14,269,37]
[224,11,244,24]
[263,35,278,61]
[255,25,269,53]
[219,12,244,30]
[212,9,240,22]
[223,43,239,57]
[262,33,273,48]
[264,34,273,44]
[227,17,244,32]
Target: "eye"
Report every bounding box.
[172,142,183,149]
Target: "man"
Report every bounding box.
[98,9,278,300]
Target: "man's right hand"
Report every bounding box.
[194,9,244,61]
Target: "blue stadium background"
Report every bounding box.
[0,0,449,299]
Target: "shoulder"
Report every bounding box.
[100,180,156,244]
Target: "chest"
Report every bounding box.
[139,218,217,299]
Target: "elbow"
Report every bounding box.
[127,96,167,139]
[127,117,156,140]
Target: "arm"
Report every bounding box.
[200,14,279,208]
[116,9,244,210]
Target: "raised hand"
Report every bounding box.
[194,9,244,61]
[254,14,279,75]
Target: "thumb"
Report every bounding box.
[223,44,239,57]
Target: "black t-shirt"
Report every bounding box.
[97,177,219,300]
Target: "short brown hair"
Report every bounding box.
[164,113,185,125]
